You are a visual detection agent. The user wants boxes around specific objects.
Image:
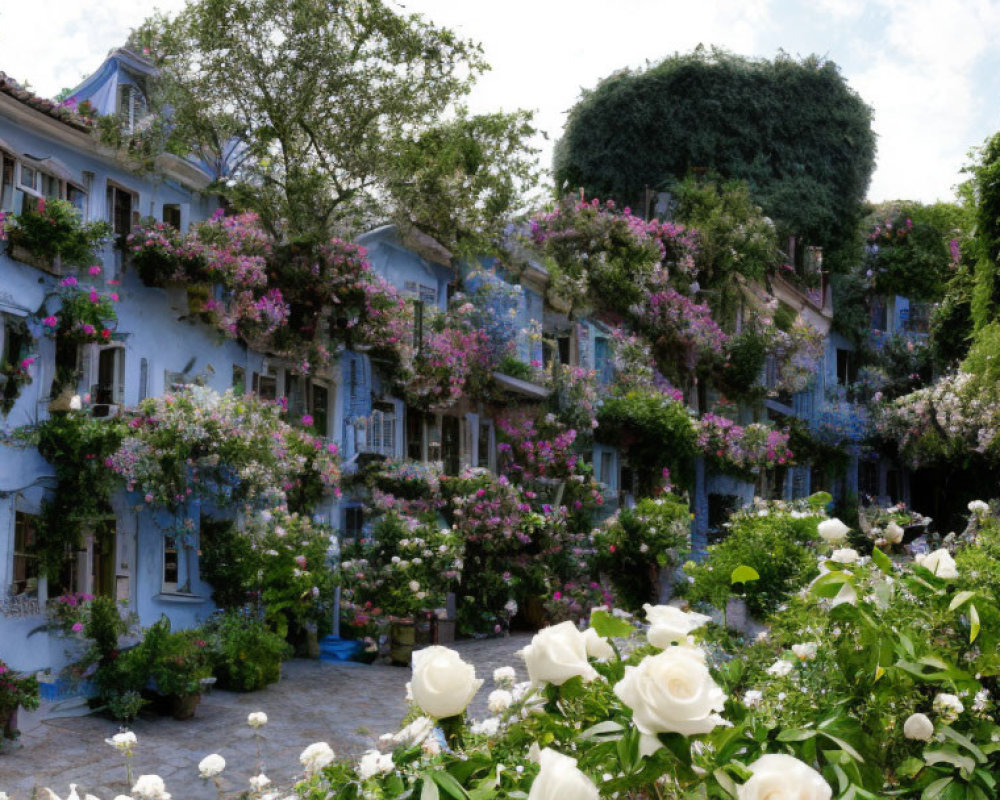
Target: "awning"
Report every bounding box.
[492,371,551,400]
[21,153,81,187]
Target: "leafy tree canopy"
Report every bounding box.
[133,0,537,249]
[553,47,876,272]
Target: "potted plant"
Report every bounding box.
[4,197,111,273]
[149,628,212,720]
[0,659,40,743]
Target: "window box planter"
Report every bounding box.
[7,243,66,276]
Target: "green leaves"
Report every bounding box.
[590,610,634,640]
[730,565,760,585]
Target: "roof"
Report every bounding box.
[0,72,93,133]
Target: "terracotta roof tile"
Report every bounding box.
[0,72,93,132]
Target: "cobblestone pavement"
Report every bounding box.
[0,634,532,800]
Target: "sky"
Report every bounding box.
[2,0,999,206]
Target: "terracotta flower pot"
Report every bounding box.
[170,693,201,721]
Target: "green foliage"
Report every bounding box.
[135,0,534,245]
[865,210,951,301]
[31,412,126,576]
[931,261,975,369]
[5,198,111,267]
[968,132,1000,329]
[674,178,781,323]
[197,518,258,609]
[592,495,691,611]
[146,619,213,697]
[683,500,821,616]
[0,658,40,715]
[717,330,768,400]
[596,390,697,491]
[554,48,875,273]
[205,612,292,692]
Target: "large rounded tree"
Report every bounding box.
[553,47,876,272]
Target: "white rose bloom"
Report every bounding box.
[969,500,990,515]
[791,643,818,661]
[643,604,712,649]
[737,754,831,800]
[767,659,794,677]
[470,717,501,736]
[613,647,727,743]
[817,518,850,543]
[198,754,226,778]
[519,621,599,686]
[411,646,483,718]
[382,716,435,747]
[106,731,137,753]
[916,549,958,579]
[132,775,171,800]
[903,712,934,741]
[527,748,599,800]
[493,666,516,686]
[488,689,514,714]
[743,689,763,707]
[248,773,271,791]
[933,692,964,722]
[69,394,82,411]
[300,742,335,774]
[358,750,395,780]
[248,711,268,728]
[581,627,614,660]
[830,548,859,565]
[884,521,904,544]
[408,580,420,592]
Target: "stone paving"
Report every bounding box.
[0,634,532,800]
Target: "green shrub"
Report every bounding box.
[593,494,691,610]
[206,612,292,692]
[683,500,822,617]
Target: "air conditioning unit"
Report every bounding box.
[91,403,120,419]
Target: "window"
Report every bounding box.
[252,369,277,401]
[107,184,137,238]
[597,449,616,488]
[557,336,571,366]
[594,336,610,383]
[407,408,425,461]
[117,84,148,134]
[138,358,149,402]
[342,506,364,542]
[311,382,329,438]
[1,316,29,369]
[162,204,181,230]
[12,512,39,597]
[403,281,438,306]
[836,349,856,386]
[477,420,493,470]
[232,365,246,394]
[95,346,124,407]
[162,535,180,593]
[0,153,13,212]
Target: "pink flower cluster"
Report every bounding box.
[697,413,793,473]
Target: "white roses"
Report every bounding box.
[614,647,727,745]
[300,742,335,775]
[916,549,958,579]
[829,548,859,565]
[737,754,831,800]
[903,712,934,741]
[488,689,514,714]
[969,499,990,516]
[933,692,964,723]
[198,753,226,778]
[247,711,268,728]
[884,521,904,544]
[791,642,818,661]
[581,627,614,660]
[411,646,483,718]
[131,775,171,800]
[817,518,850,543]
[767,659,793,677]
[643,603,711,648]
[357,749,395,780]
[527,747,599,800]
[519,622,599,686]
[105,731,137,754]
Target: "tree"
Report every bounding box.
[135,0,536,247]
[553,47,876,272]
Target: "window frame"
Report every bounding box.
[12,511,40,598]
